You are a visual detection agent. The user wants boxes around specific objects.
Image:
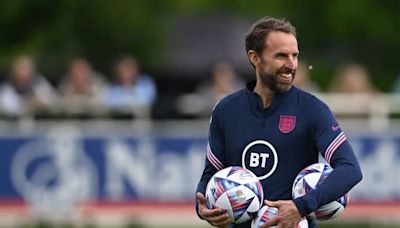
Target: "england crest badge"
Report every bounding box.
[279,115,296,133]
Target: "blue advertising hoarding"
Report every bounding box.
[0,122,399,215]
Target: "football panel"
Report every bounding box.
[213,166,234,178]
[311,163,329,172]
[244,181,264,205]
[317,165,333,186]
[337,193,349,208]
[225,186,260,223]
[315,201,344,220]
[251,206,278,228]
[215,191,233,211]
[205,176,217,209]
[298,218,309,228]
[292,178,305,199]
[225,168,259,185]
[303,172,323,188]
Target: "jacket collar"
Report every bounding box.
[245,80,294,115]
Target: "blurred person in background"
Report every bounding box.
[0,55,57,117]
[328,63,377,94]
[200,62,243,104]
[58,58,107,117]
[176,61,243,117]
[327,63,387,129]
[293,61,320,93]
[103,55,157,118]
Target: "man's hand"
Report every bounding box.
[196,192,232,228]
[260,200,302,228]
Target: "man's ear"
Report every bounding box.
[248,50,259,67]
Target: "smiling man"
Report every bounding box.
[195,16,362,228]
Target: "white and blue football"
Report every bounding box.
[205,166,264,224]
[251,205,309,228]
[292,163,349,221]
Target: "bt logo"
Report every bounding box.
[242,140,278,180]
[249,152,270,168]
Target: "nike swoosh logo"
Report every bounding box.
[332,124,340,131]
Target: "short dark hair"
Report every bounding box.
[245,16,296,54]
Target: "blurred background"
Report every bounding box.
[0,0,400,227]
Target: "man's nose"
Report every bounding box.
[286,57,297,71]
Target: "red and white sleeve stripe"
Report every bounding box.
[206,143,224,170]
[325,132,347,163]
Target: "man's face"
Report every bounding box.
[255,31,299,93]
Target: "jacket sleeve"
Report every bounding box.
[293,101,363,217]
[195,103,226,218]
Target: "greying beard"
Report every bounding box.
[258,70,293,93]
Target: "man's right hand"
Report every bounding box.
[196,192,232,228]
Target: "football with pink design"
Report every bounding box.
[205,166,264,224]
[292,163,349,220]
[251,205,309,228]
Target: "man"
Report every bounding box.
[0,55,57,116]
[195,16,362,228]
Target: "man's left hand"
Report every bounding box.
[260,200,302,228]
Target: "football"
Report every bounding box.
[205,166,264,224]
[251,205,309,228]
[292,163,349,220]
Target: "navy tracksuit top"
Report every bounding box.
[196,81,362,228]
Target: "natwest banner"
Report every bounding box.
[0,122,399,215]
